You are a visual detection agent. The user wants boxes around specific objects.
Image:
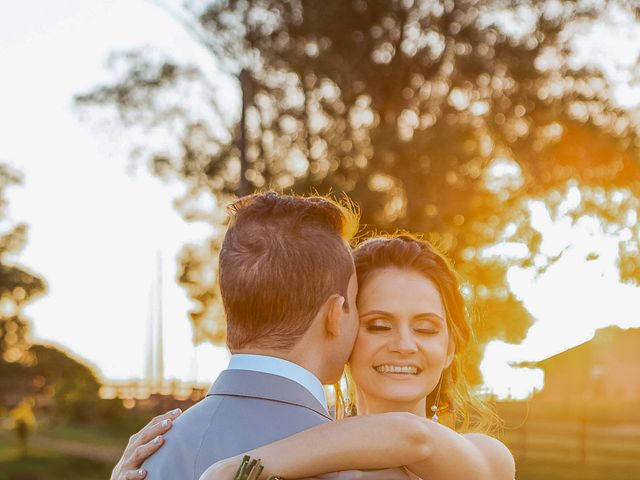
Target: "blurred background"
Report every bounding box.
[1,1,639,479]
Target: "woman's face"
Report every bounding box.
[349,267,454,410]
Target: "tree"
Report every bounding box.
[75,0,640,385]
[0,164,46,366]
[1,342,127,426]
[9,398,36,458]
[27,344,104,424]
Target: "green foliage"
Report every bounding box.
[75,1,640,384]
[9,399,36,458]
[0,164,46,365]
[0,343,128,425]
[28,345,104,424]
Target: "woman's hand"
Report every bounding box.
[110,408,182,480]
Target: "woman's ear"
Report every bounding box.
[445,337,455,369]
[324,294,345,338]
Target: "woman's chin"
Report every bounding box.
[368,386,429,407]
[374,374,432,401]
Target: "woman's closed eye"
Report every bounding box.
[364,320,392,332]
[414,321,441,335]
[414,327,440,335]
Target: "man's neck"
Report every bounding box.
[230,347,324,382]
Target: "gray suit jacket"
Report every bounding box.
[142,369,408,479]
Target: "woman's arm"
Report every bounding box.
[404,421,515,480]
[200,412,426,480]
[199,412,514,480]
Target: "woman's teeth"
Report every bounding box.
[375,365,419,374]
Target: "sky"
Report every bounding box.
[1,1,639,399]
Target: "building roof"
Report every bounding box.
[513,326,640,369]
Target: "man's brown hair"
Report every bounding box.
[220,191,359,350]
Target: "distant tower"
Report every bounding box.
[144,252,165,392]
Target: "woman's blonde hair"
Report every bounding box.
[333,233,501,433]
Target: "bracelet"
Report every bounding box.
[233,455,285,480]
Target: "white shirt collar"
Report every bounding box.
[227,353,328,411]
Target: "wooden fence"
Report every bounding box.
[497,401,640,470]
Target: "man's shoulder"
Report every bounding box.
[140,397,220,478]
[142,392,333,478]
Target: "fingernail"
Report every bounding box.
[161,419,171,428]
[138,468,146,477]
[153,435,162,444]
[171,408,182,416]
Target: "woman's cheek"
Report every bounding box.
[350,336,377,378]
[421,336,450,363]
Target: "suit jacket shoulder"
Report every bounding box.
[142,369,333,480]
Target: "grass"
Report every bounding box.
[0,443,112,480]
[40,422,129,449]
[0,422,127,480]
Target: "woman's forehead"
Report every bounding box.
[358,267,444,311]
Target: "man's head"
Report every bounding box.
[220,192,359,381]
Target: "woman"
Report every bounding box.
[115,235,514,480]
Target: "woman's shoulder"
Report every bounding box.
[461,432,515,480]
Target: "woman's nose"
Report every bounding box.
[390,328,419,353]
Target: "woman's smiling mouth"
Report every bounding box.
[374,364,421,375]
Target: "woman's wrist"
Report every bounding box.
[199,455,242,480]
[199,454,285,480]
[233,455,285,480]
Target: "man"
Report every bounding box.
[114,192,407,479]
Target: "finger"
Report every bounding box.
[120,409,182,470]
[129,408,181,450]
[148,408,182,427]
[129,408,182,445]
[135,415,176,448]
[131,435,165,466]
[123,468,147,479]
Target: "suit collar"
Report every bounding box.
[208,369,333,421]
[227,354,327,410]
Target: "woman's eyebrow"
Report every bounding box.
[413,313,446,325]
[359,309,393,318]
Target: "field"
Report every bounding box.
[0,425,123,480]
[1,402,639,479]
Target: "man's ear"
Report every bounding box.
[324,294,345,338]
